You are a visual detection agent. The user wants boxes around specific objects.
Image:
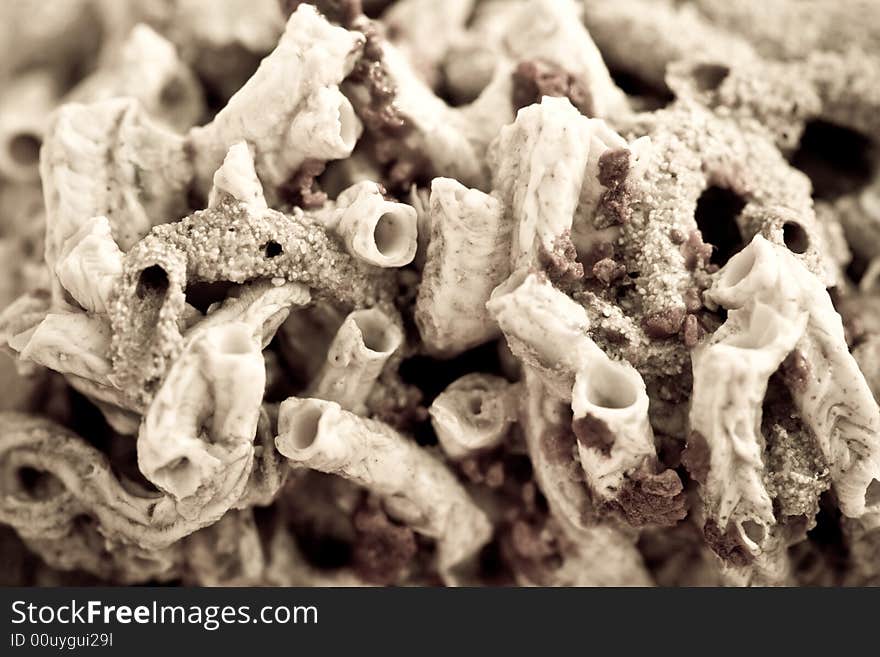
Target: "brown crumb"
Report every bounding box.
[780,349,810,392]
[572,414,615,457]
[669,228,686,244]
[539,428,586,491]
[485,462,505,489]
[681,430,711,485]
[681,313,705,348]
[609,465,687,527]
[460,454,506,489]
[352,501,418,585]
[539,231,584,286]
[703,519,754,567]
[682,287,703,312]
[643,307,686,338]
[343,13,433,191]
[500,514,566,585]
[681,230,713,270]
[282,158,327,209]
[597,148,631,225]
[511,60,594,116]
[510,520,556,560]
[592,257,626,285]
[598,148,630,188]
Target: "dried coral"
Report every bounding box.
[1,0,879,589]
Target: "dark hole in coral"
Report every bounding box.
[184,280,238,314]
[399,340,503,446]
[694,185,746,266]
[783,221,809,254]
[478,536,515,585]
[263,240,283,258]
[295,530,353,571]
[264,337,306,402]
[741,520,765,545]
[866,478,880,508]
[691,63,729,92]
[607,67,674,111]
[251,504,278,552]
[66,388,114,450]
[364,0,394,19]
[845,255,869,287]
[790,119,877,200]
[135,265,170,300]
[503,453,535,486]
[803,492,849,575]
[9,133,41,166]
[16,467,52,496]
[186,183,207,212]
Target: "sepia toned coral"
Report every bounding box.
[0,0,879,588]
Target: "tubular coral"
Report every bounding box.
[108,198,393,403]
[330,180,419,267]
[491,272,682,526]
[3,0,880,589]
[275,397,492,579]
[137,322,264,519]
[188,4,364,199]
[0,413,249,552]
[306,307,403,414]
[66,24,205,132]
[689,301,807,557]
[490,96,626,271]
[429,373,517,460]
[703,236,880,521]
[572,359,685,527]
[415,177,509,356]
[518,369,653,584]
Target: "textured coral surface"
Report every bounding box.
[1,0,880,587]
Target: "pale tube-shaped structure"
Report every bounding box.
[489,96,627,269]
[332,181,418,267]
[1,297,142,427]
[275,397,492,576]
[0,412,238,551]
[307,307,403,414]
[519,369,653,584]
[415,177,510,355]
[690,301,808,553]
[40,97,192,291]
[53,215,124,314]
[188,4,363,196]
[207,141,268,213]
[368,41,488,189]
[487,270,594,399]
[520,367,595,537]
[138,322,264,520]
[191,280,311,349]
[429,373,517,460]
[443,0,629,118]
[571,357,656,501]
[0,71,57,182]
[706,235,880,520]
[13,311,114,386]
